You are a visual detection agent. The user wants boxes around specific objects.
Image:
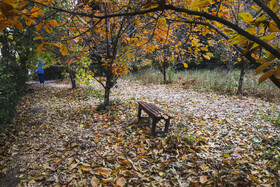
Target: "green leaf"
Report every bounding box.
[238,12,253,24]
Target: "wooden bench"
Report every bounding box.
[138,101,172,136]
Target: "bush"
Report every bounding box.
[0,61,27,131]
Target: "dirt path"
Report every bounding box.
[1,79,279,186]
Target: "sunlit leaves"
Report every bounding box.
[255,62,273,75]
[37,43,44,56]
[267,0,279,13]
[33,36,44,40]
[190,0,212,10]
[259,70,276,84]
[36,23,43,31]
[44,23,52,33]
[59,45,68,56]
[238,12,253,24]
[48,20,58,27]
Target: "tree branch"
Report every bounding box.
[253,0,280,29]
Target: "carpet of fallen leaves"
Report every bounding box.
[0,79,280,186]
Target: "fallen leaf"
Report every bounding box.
[200,175,208,184]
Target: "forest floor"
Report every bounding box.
[0,79,280,186]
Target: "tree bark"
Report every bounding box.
[104,75,112,106]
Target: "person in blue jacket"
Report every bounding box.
[35,61,44,84]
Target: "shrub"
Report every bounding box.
[0,61,27,131]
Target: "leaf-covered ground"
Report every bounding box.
[1,79,280,186]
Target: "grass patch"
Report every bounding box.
[127,68,280,103]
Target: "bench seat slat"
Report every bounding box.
[140,102,162,118]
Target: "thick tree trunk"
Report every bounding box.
[104,75,112,106]
[104,86,110,106]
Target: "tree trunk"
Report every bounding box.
[104,75,112,106]
[69,65,76,89]
[163,65,167,83]
[238,62,245,95]
[104,85,110,106]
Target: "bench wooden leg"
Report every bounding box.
[151,118,160,136]
[138,107,142,122]
[164,119,170,133]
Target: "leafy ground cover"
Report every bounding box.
[0,79,280,186]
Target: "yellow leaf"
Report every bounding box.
[36,23,43,31]
[137,155,147,159]
[115,137,124,142]
[251,5,260,11]
[44,23,52,33]
[190,0,211,10]
[188,149,196,153]
[199,175,208,184]
[238,12,253,24]
[229,35,245,46]
[255,62,273,75]
[246,27,256,35]
[183,63,188,68]
[33,36,44,40]
[259,33,276,42]
[232,171,239,175]
[203,54,210,60]
[60,45,67,56]
[116,177,126,187]
[259,70,276,84]
[268,21,280,32]
[8,35,13,40]
[222,154,230,158]
[158,17,166,25]
[268,0,278,13]
[206,52,214,58]
[90,177,99,187]
[48,20,58,27]
[37,43,44,56]
[255,14,267,23]
[249,174,260,184]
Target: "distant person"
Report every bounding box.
[35,61,44,84]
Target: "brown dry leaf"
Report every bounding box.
[90,177,99,187]
[200,175,208,184]
[69,163,78,171]
[116,177,126,187]
[98,167,112,178]
[249,174,260,184]
[80,166,90,171]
